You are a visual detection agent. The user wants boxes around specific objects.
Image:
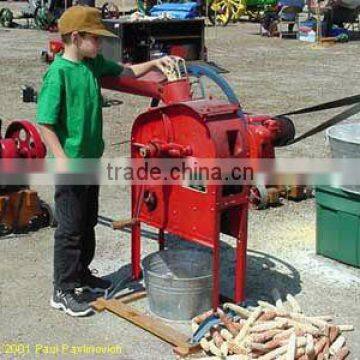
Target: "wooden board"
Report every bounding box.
[91,296,200,353]
[120,290,147,304]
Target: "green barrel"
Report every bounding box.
[316,186,360,267]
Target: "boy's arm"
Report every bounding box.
[36,69,65,157]
[38,124,67,159]
[98,54,179,78]
[124,56,178,78]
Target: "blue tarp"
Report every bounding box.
[150,2,198,12]
[150,2,199,18]
[150,10,198,18]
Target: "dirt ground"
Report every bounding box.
[0,1,360,359]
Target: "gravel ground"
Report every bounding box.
[0,2,359,359]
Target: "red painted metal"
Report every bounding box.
[49,40,64,55]
[44,40,64,63]
[101,74,192,104]
[246,114,295,157]
[0,139,18,158]
[103,73,293,308]
[2,120,46,159]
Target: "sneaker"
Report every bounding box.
[81,273,113,294]
[50,289,94,317]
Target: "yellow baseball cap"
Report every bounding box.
[58,6,117,37]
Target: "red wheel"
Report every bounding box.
[5,121,46,158]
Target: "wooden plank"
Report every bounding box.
[92,297,198,350]
[91,290,146,310]
[120,290,147,304]
[173,345,202,357]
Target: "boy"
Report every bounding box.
[36,5,177,317]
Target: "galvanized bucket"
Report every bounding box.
[142,250,212,321]
[326,123,360,195]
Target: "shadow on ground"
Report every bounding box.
[98,229,302,304]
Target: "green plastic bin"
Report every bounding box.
[316,186,360,268]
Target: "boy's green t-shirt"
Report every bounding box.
[36,54,124,158]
